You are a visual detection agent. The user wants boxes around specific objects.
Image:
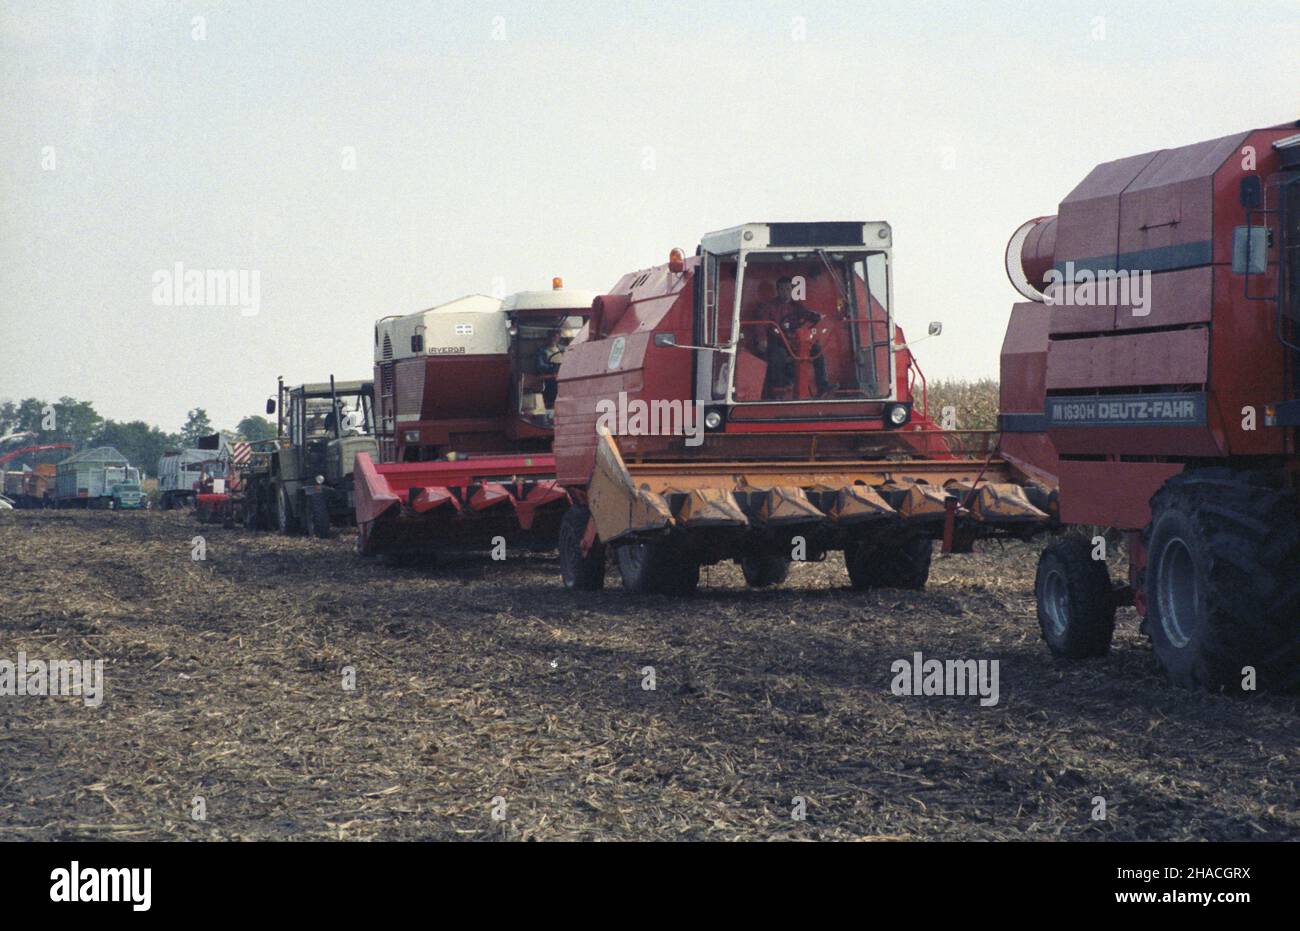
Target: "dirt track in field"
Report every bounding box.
[1,509,1295,841]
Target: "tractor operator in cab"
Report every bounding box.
[535,329,565,409]
[755,276,837,399]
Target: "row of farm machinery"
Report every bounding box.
[185,119,1298,692]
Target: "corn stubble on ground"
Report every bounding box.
[0,509,1295,841]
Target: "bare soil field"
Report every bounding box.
[1,509,1295,841]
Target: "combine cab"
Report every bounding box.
[1000,121,1300,691]
[354,282,599,562]
[554,221,1051,593]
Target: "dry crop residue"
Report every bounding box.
[1,510,1295,841]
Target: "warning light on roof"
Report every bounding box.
[668,248,685,274]
[552,277,563,290]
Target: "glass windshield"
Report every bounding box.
[715,250,892,402]
[303,394,372,437]
[516,313,583,423]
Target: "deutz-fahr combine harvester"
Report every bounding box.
[353,284,600,562]
[1000,119,1300,691]
[554,221,1050,594]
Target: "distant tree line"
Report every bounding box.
[0,397,277,477]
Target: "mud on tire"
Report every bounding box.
[1144,470,1300,692]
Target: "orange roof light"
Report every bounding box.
[552,277,563,290]
[668,248,685,274]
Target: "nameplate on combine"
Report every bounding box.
[1046,392,1206,427]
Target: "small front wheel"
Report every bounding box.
[559,506,605,591]
[616,539,699,595]
[740,554,789,588]
[1034,536,1115,658]
[845,532,932,590]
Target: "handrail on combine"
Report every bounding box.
[907,355,929,421]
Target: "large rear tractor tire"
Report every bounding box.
[1144,471,1300,692]
[243,497,260,530]
[616,539,700,595]
[845,531,932,591]
[275,484,300,535]
[307,493,333,539]
[740,554,790,588]
[559,506,606,591]
[1034,536,1116,658]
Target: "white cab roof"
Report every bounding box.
[501,289,600,313]
[700,221,891,254]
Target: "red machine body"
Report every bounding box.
[1001,121,1300,529]
[555,227,941,487]
[552,222,1050,596]
[1000,120,1300,691]
[355,284,599,559]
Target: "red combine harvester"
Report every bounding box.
[1000,120,1300,691]
[354,282,600,562]
[553,221,1051,594]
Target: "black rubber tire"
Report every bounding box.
[1034,536,1115,658]
[1144,471,1300,692]
[844,531,933,590]
[559,506,605,591]
[243,497,259,530]
[740,554,790,588]
[307,493,333,539]
[616,539,700,595]
[275,484,300,535]
[159,493,172,512]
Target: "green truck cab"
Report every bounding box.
[109,482,148,510]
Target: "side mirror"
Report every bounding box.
[1240,176,1263,210]
[654,333,677,348]
[928,321,943,337]
[265,399,276,415]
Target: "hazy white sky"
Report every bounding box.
[2,0,1297,432]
